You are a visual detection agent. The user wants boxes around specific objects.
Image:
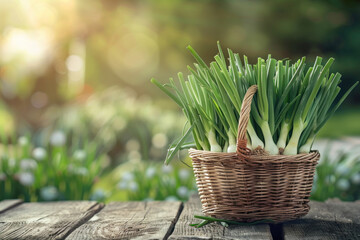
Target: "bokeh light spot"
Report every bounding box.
[66,55,84,72]
[31,91,48,108]
[152,133,168,149]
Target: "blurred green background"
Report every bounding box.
[0,0,359,202]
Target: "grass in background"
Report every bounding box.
[311,146,360,201]
[318,108,360,138]
[0,103,14,135]
[0,132,107,202]
[94,159,196,202]
[46,87,186,166]
[1,129,359,202]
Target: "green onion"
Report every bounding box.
[152,43,358,163]
[190,215,274,228]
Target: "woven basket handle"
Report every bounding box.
[236,85,258,156]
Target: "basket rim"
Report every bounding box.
[189,148,320,164]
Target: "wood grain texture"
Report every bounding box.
[169,195,272,240]
[66,201,183,240]
[283,199,360,240]
[0,201,103,240]
[0,199,23,214]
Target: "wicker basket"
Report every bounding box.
[189,85,320,223]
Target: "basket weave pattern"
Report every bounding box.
[189,85,320,223]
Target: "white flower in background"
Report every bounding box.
[351,173,360,184]
[122,172,134,182]
[335,165,350,175]
[74,167,89,176]
[50,131,66,146]
[165,196,178,202]
[179,169,190,180]
[325,175,336,185]
[145,167,156,179]
[117,181,128,190]
[18,136,29,146]
[152,133,168,149]
[18,172,35,186]
[162,165,173,174]
[90,189,107,201]
[20,159,38,170]
[162,177,177,187]
[144,198,154,202]
[73,150,86,162]
[40,186,59,201]
[128,181,138,192]
[32,147,47,161]
[337,179,350,191]
[177,186,189,198]
[0,173,6,181]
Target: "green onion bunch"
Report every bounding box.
[151,42,358,163]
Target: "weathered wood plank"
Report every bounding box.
[66,201,183,240]
[0,199,23,214]
[169,196,272,240]
[283,199,360,240]
[0,201,103,240]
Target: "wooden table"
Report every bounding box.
[0,196,359,240]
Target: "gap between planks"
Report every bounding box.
[0,201,104,240]
[164,202,184,240]
[269,224,284,240]
[169,195,273,240]
[66,201,184,240]
[62,202,105,239]
[0,199,23,214]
